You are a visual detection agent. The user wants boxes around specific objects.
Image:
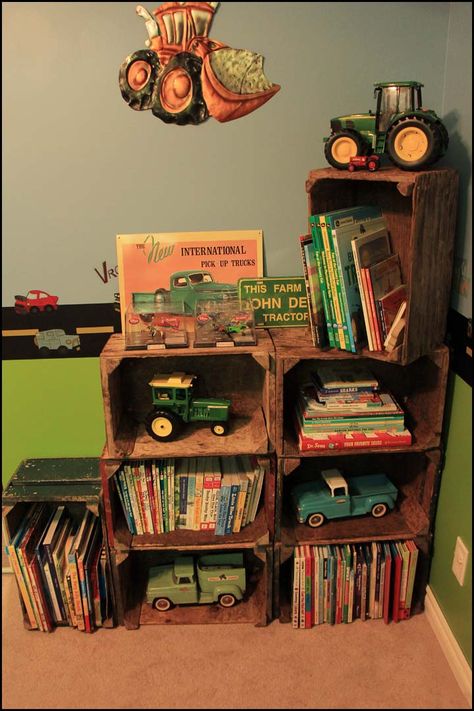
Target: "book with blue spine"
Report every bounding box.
[224,474,240,535]
[215,472,232,536]
[116,469,136,534]
[185,457,197,530]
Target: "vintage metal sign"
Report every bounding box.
[238,277,309,328]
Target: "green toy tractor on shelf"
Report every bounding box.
[323,81,449,171]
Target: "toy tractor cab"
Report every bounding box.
[145,371,231,441]
[324,81,449,171]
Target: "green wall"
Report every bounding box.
[2,359,105,478]
[430,375,472,666]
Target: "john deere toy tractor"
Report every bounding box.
[119,2,280,125]
[324,82,449,171]
[145,371,231,441]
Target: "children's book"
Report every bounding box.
[377,284,407,339]
[299,234,328,348]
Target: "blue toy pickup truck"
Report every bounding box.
[291,468,398,528]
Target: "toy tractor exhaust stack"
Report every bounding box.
[323,82,449,171]
[120,2,280,125]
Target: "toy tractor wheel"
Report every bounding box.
[367,156,380,172]
[152,53,209,126]
[211,422,229,436]
[325,130,365,170]
[371,503,388,518]
[119,50,160,111]
[387,116,443,170]
[218,593,237,608]
[152,597,173,612]
[307,512,325,528]
[145,409,181,442]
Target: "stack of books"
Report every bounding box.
[292,539,419,629]
[6,504,112,633]
[114,455,265,536]
[301,205,407,353]
[294,363,412,451]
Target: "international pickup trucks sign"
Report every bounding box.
[238,277,309,327]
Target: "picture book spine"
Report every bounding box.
[298,429,412,451]
[305,545,313,629]
[313,547,319,626]
[351,238,373,350]
[68,551,85,631]
[360,546,368,622]
[305,239,328,348]
[64,569,78,627]
[299,545,306,629]
[90,544,102,628]
[362,267,383,350]
[336,546,343,624]
[249,466,265,523]
[299,235,318,347]
[310,220,336,348]
[348,545,356,623]
[292,548,300,628]
[331,231,357,352]
[123,464,143,535]
[131,463,147,534]
[193,472,204,531]
[167,459,176,532]
[391,542,403,623]
[8,542,39,629]
[232,478,248,533]
[224,481,239,535]
[160,463,169,533]
[215,481,231,536]
[398,541,412,620]
[323,548,329,623]
[152,462,163,535]
[319,218,348,349]
[382,543,392,624]
[117,470,136,534]
[200,473,214,530]
[28,555,54,632]
[138,462,153,534]
[319,548,325,625]
[145,461,158,534]
[15,508,45,630]
[208,472,222,532]
[342,545,351,623]
[402,540,419,619]
[39,548,62,623]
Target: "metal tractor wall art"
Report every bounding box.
[324,82,449,171]
[119,2,280,125]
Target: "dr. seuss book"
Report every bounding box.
[116,230,264,332]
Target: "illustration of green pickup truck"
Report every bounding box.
[133,270,237,314]
[146,553,246,611]
[291,469,398,528]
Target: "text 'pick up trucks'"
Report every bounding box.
[291,468,398,528]
[146,553,246,611]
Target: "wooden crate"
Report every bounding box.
[1,458,116,631]
[306,167,459,365]
[271,328,449,457]
[276,449,442,544]
[100,454,276,551]
[110,544,272,629]
[274,535,431,624]
[100,332,276,459]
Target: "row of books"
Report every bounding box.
[294,362,412,451]
[114,455,265,536]
[300,205,407,353]
[5,503,112,633]
[292,539,419,629]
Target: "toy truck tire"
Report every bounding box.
[371,502,388,518]
[386,116,442,170]
[218,593,237,608]
[119,49,160,111]
[324,130,366,170]
[145,410,182,441]
[152,597,173,612]
[307,512,325,528]
[152,53,209,126]
[211,422,229,436]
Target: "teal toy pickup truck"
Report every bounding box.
[146,553,246,611]
[291,469,398,528]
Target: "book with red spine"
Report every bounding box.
[304,544,313,629]
[390,542,403,623]
[297,428,412,451]
[362,266,383,350]
[382,542,393,624]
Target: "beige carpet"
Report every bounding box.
[2,574,469,709]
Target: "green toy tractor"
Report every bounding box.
[145,371,231,441]
[324,82,449,171]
